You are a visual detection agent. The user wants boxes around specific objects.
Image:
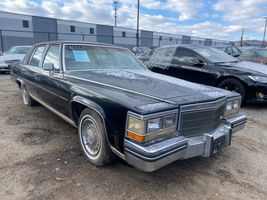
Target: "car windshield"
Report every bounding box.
[64,45,146,71]
[6,46,31,54]
[195,47,238,63]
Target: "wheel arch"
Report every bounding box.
[15,78,24,89]
[70,95,124,158]
[216,75,249,90]
[70,95,106,126]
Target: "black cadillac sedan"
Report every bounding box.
[147,45,267,104]
[10,41,246,172]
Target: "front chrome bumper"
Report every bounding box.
[124,113,247,172]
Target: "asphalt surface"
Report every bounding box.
[0,74,266,200]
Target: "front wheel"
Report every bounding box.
[218,78,246,105]
[78,108,113,166]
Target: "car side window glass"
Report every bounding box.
[232,47,241,54]
[29,46,45,67]
[172,48,198,66]
[43,45,60,72]
[225,47,232,54]
[149,47,176,67]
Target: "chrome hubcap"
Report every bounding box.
[22,87,29,105]
[81,117,101,157]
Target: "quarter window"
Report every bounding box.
[43,45,60,72]
[29,46,45,67]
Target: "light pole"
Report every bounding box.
[113,1,119,27]
[136,0,140,47]
[262,16,267,48]
[240,27,244,46]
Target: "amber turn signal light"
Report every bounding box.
[127,131,145,142]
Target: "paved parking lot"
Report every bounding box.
[0,74,266,200]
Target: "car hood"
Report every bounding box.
[66,69,235,113]
[0,54,25,62]
[218,61,267,76]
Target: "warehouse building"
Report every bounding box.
[0,11,231,52]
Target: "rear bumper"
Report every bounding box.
[124,113,247,172]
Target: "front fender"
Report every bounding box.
[70,95,106,121]
[70,95,125,156]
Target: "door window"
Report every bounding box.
[172,48,198,66]
[29,46,45,67]
[232,46,241,54]
[149,47,176,67]
[43,45,60,72]
[225,47,232,55]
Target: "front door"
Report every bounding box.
[169,47,217,86]
[37,44,71,117]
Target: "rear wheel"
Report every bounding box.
[21,85,37,106]
[218,78,246,104]
[78,108,113,166]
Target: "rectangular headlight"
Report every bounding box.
[126,110,178,142]
[147,118,161,132]
[224,97,241,117]
[163,114,176,129]
[128,116,145,135]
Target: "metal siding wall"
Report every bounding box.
[32,16,58,43]
[114,27,137,45]
[57,20,96,42]
[140,30,153,47]
[0,13,33,50]
[96,25,113,44]
[182,36,191,44]
[204,39,212,46]
[0,31,3,52]
[0,13,33,31]
[2,36,33,50]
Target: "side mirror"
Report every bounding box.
[189,58,206,66]
[43,63,54,71]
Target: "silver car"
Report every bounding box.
[0,46,32,73]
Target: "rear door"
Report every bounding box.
[22,45,46,99]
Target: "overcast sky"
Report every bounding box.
[0,0,267,41]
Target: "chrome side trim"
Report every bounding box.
[111,146,125,160]
[30,94,76,127]
[64,74,175,105]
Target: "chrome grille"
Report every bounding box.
[178,98,226,137]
